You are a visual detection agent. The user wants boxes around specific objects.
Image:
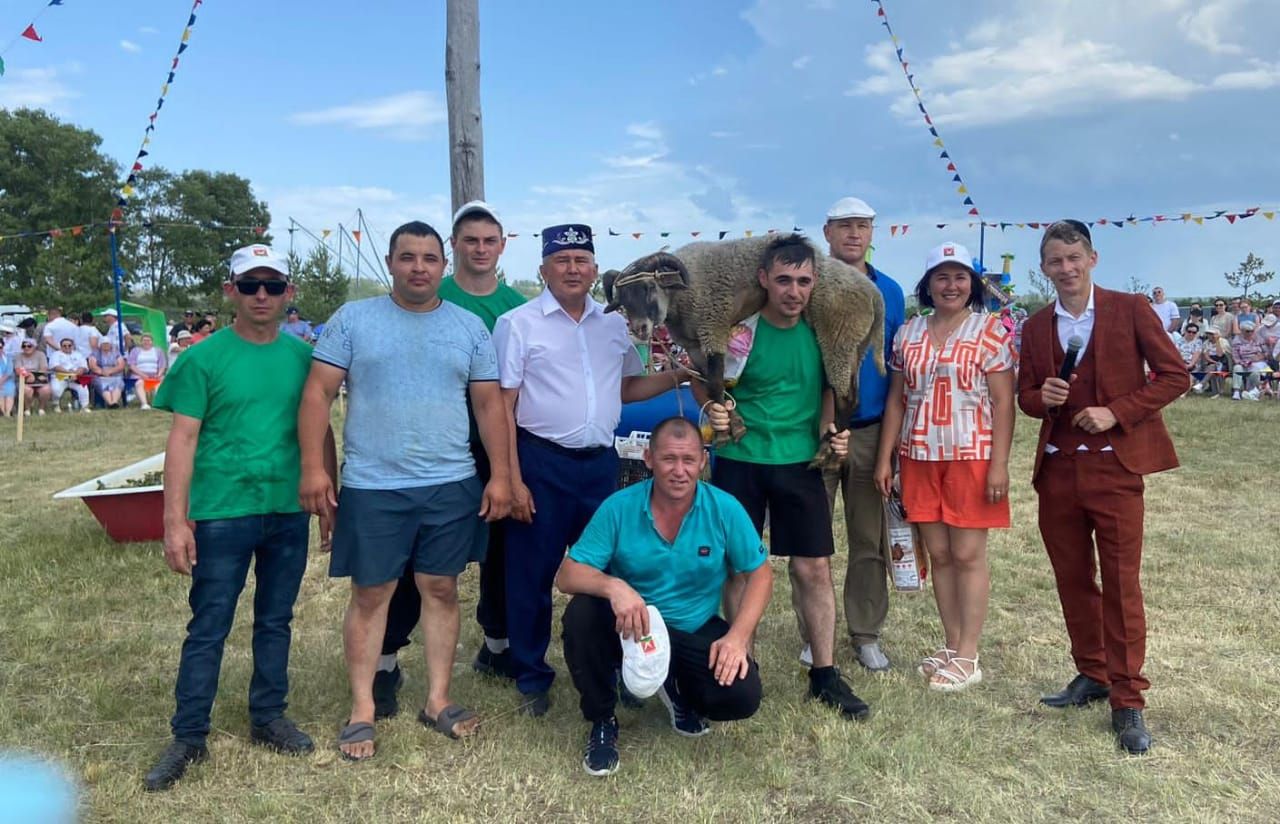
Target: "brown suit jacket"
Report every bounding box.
[1017,285,1188,481]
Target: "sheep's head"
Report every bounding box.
[602,252,689,342]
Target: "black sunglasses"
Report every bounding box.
[233,278,288,296]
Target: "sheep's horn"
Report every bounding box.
[601,269,620,308]
[624,252,689,289]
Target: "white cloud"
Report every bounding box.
[1179,0,1247,54]
[850,30,1201,128]
[712,66,728,76]
[709,130,739,139]
[288,91,446,140]
[626,121,663,142]
[120,40,141,54]
[0,67,78,113]
[139,26,160,35]
[1211,59,1280,89]
[792,55,812,70]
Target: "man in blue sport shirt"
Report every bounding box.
[556,416,772,776]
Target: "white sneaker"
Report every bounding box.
[799,644,813,667]
[140,403,151,410]
[1232,391,1241,400]
[37,408,45,416]
[81,407,92,413]
[1192,383,1204,393]
[53,405,62,413]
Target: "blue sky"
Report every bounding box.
[3,0,1279,299]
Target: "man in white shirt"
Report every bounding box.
[48,336,91,412]
[492,223,690,717]
[42,307,78,360]
[1149,287,1180,334]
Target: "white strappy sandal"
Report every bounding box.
[928,655,983,692]
[917,647,956,678]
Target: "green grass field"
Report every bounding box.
[1,398,1278,822]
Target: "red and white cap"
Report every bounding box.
[924,242,975,274]
[229,244,289,279]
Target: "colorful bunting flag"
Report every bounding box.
[21,24,41,42]
[870,0,981,217]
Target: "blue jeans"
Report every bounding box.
[171,512,310,746]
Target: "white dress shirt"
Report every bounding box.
[1047,283,1111,453]
[493,289,644,449]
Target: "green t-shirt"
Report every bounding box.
[153,327,315,521]
[439,276,526,444]
[437,276,526,333]
[717,316,823,465]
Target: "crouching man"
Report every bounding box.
[555,417,772,777]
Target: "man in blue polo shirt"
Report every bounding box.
[814,196,906,672]
[555,417,773,777]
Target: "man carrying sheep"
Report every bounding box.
[699,234,871,720]
[817,196,906,673]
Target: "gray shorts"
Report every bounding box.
[329,476,487,586]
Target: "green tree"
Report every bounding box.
[1224,253,1274,300]
[0,108,119,303]
[291,245,350,323]
[156,170,272,296]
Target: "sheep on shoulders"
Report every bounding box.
[603,233,884,469]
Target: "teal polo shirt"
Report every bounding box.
[568,479,767,633]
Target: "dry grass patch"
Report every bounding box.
[1,398,1278,822]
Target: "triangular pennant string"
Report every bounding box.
[111,0,203,226]
[871,0,980,216]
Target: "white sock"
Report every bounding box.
[484,636,509,654]
[376,654,398,673]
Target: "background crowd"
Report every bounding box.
[0,301,321,417]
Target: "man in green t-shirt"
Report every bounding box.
[143,244,335,792]
[371,201,529,719]
[696,234,870,720]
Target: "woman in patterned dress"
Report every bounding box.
[873,242,1016,692]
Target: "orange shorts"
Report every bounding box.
[899,456,1010,529]
[142,377,162,392]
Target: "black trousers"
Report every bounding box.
[561,594,763,723]
[381,442,507,655]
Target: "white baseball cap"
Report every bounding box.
[620,605,671,699]
[826,196,876,221]
[924,242,975,274]
[102,308,118,317]
[229,244,289,278]
[1240,320,1256,332]
[451,200,502,230]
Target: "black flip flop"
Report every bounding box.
[418,705,479,740]
[337,720,376,761]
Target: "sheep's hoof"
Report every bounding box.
[712,428,733,448]
[728,409,748,443]
[809,441,845,472]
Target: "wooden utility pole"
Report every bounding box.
[446,0,484,211]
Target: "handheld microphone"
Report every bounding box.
[1058,335,1084,381]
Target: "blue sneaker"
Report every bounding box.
[582,716,620,776]
[657,678,709,737]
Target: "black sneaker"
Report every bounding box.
[658,680,709,737]
[250,717,314,755]
[143,740,208,792]
[808,666,871,720]
[582,716,620,776]
[615,669,645,710]
[520,691,551,718]
[372,666,403,720]
[473,645,515,680]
